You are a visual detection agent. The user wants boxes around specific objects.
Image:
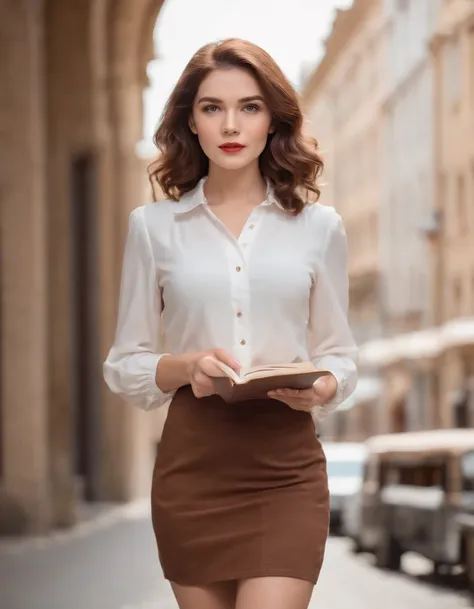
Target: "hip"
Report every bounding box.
[154,386,327,494]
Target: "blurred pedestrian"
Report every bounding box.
[104,37,358,609]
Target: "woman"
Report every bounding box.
[104,38,358,609]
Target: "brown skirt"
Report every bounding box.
[151,386,329,586]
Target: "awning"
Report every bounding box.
[441,318,474,350]
[358,317,474,368]
[359,329,441,367]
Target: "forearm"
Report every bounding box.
[155,352,197,393]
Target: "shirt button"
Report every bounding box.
[240,339,246,345]
[235,266,241,272]
[249,224,255,229]
[236,311,242,317]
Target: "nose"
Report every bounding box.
[222,111,240,136]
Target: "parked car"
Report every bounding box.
[457,507,474,592]
[456,449,474,593]
[322,442,367,533]
[341,485,365,552]
[355,429,474,575]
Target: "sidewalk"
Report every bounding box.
[0,500,469,609]
[0,500,176,609]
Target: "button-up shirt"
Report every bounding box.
[103,179,358,415]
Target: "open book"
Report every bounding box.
[211,361,330,404]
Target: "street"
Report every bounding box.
[0,501,471,609]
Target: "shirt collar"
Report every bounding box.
[172,177,284,215]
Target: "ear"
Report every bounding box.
[268,124,275,134]
[189,115,198,134]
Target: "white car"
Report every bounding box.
[322,442,367,533]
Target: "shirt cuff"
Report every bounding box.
[103,352,176,411]
[310,354,357,418]
[141,353,176,410]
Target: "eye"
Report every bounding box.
[203,105,219,113]
[243,104,261,113]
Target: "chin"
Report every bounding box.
[211,152,259,171]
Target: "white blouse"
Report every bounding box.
[103,179,358,416]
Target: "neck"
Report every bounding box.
[204,162,267,207]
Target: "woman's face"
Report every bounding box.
[190,67,273,171]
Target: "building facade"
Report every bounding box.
[0,0,168,534]
[430,0,474,429]
[381,0,440,334]
[303,0,474,440]
[376,0,442,433]
[364,0,474,433]
[302,0,385,441]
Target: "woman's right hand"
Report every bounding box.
[187,349,241,398]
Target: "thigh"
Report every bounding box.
[236,577,314,609]
[171,580,237,609]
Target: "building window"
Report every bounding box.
[472,272,474,311]
[443,36,462,110]
[472,160,474,229]
[457,173,466,235]
[439,173,455,239]
[453,278,463,317]
[470,26,474,106]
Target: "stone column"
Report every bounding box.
[44,0,95,527]
[113,74,157,500]
[0,0,51,533]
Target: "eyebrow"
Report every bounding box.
[197,95,265,104]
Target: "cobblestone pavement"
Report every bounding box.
[0,501,471,609]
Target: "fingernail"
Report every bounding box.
[314,378,326,389]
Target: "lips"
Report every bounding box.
[219,142,246,154]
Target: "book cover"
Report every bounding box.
[211,361,330,404]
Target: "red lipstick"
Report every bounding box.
[219,142,246,154]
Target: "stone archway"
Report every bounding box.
[0,0,166,533]
[45,0,168,525]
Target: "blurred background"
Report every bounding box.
[0,0,473,607]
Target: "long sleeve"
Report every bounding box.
[103,206,174,410]
[309,212,358,415]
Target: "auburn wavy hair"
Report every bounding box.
[149,38,323,215]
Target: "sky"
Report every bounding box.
[141,0,353,149]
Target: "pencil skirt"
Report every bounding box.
[151,386,330,585]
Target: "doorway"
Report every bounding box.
[0,235,3,481]
[392,397,407,433]
[70,152,101,501]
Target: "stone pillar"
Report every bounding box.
[45,0,97,525]
[96,0,167,502]
[98,64,156,501]
[0,0,51,533]
[90,9,125,502]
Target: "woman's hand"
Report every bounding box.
[267,373,338,412]
[187,349,241,398]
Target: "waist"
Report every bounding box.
[170,385,315,427]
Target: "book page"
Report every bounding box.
[212,360,242,384]
[213,360,317,384]
[241,361,315,381]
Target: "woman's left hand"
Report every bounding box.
[267,373,338,412]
